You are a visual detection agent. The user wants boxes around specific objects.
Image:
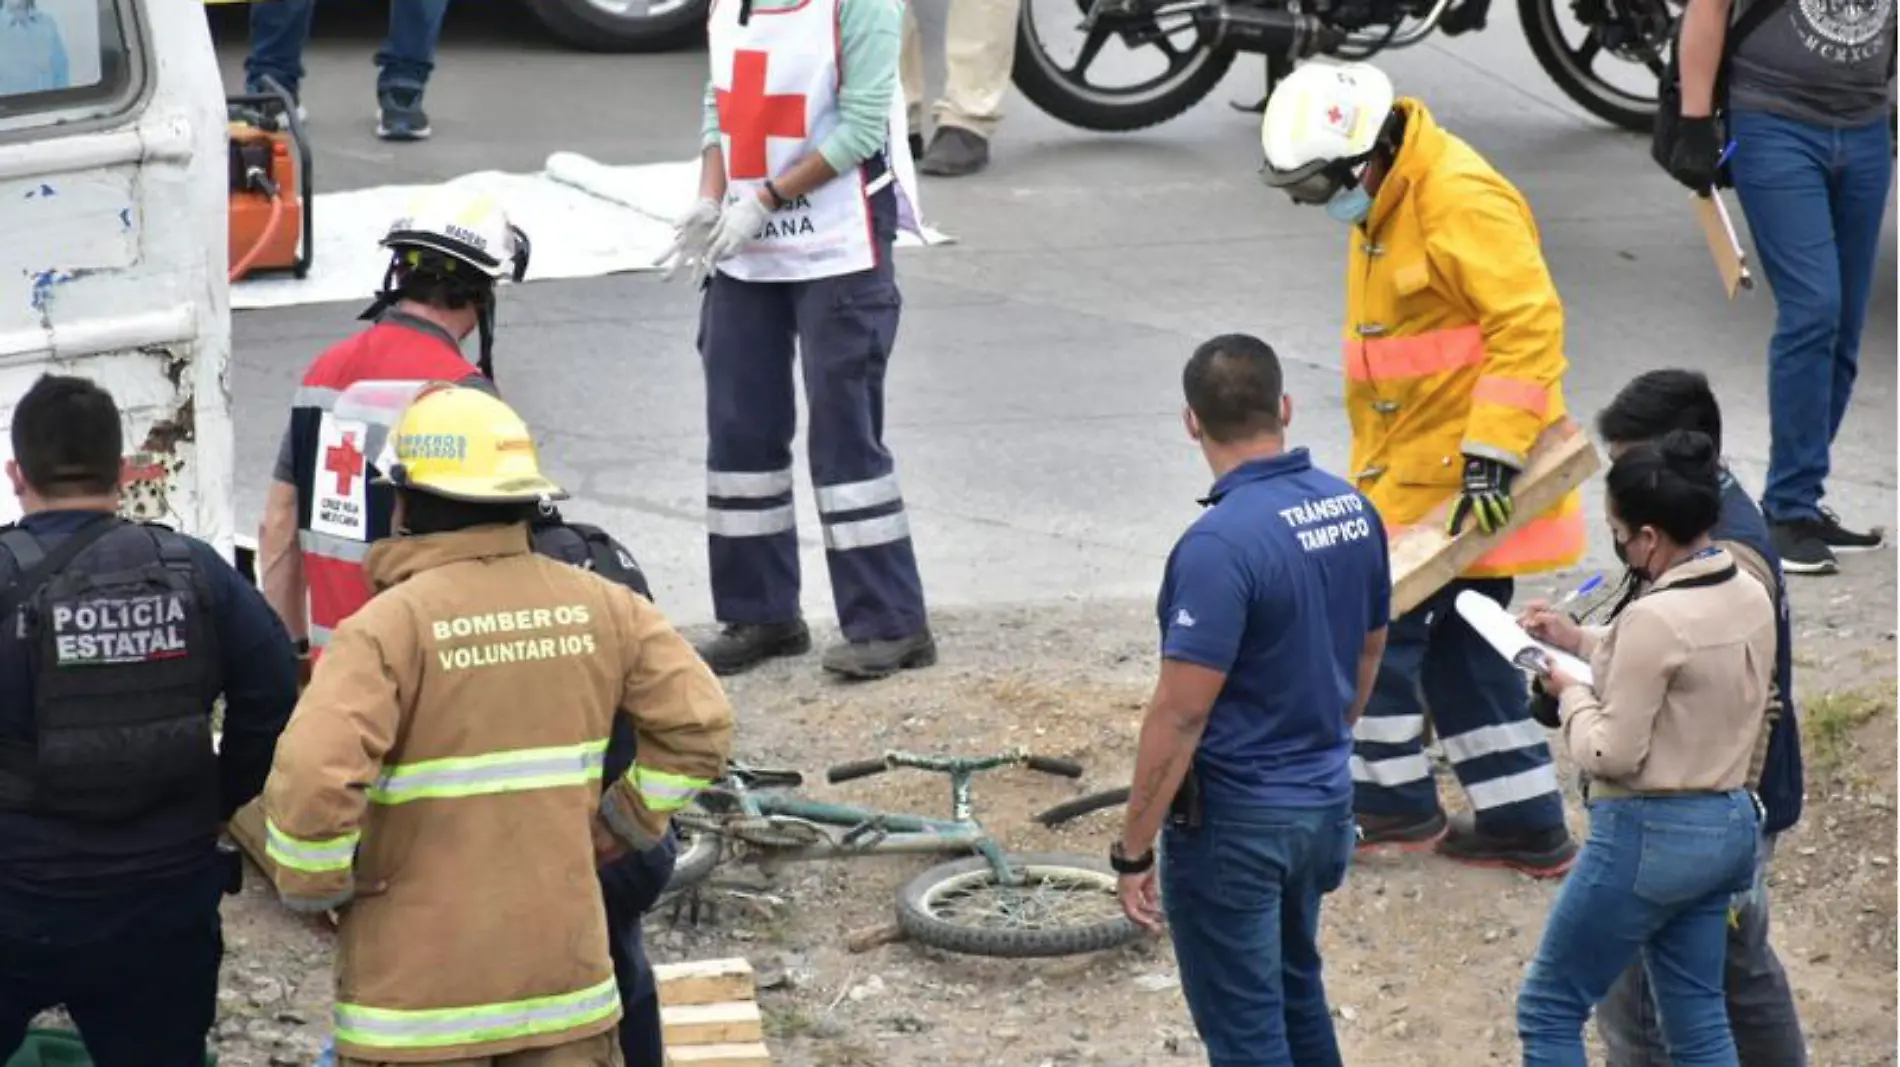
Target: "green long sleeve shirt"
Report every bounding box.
[701,0,904,175]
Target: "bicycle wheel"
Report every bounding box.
[1034,786,1130,828]
[895,851,1141,958]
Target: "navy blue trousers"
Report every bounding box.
[0,862,224,1067]
[697,233,928,643]
[1351,578,1566,835]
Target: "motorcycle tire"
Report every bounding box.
[1518,0,1662,132]
[523,0,710,53]
[1010,9,1239,132]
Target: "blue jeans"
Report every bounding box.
[245,0,451,97]
[1517,791,1761,1067]
[1354,578,1565,835]
[1597,834,1806,1067]
[1161,799,1355,1067]
[1728,109,1895,523]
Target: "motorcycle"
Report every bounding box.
[1009,0,1678,134]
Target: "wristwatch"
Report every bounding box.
[1109,840,1155,875]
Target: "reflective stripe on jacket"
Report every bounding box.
[1342,98,1585,579]
[261,524,734,1062]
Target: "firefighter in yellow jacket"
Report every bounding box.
[261,384,734,1066]
[1259,62,1585,878]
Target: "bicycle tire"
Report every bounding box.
[895,851,1142,958]
[1034,787,1130,828]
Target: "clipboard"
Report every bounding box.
[1693,191,1753,300]
[1453,590,1595,687]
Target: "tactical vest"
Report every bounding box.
[0,519,221,822]
[529,515,653,603]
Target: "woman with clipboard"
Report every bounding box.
[1510,430,1776,1065]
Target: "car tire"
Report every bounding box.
[522,0,710,53]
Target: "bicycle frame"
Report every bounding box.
[700,749,1071,884]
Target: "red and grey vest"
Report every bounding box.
[288,313,484,657]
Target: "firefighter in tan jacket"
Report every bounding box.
[261,384,734,1066]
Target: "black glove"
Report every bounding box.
[1446,456,1516,536]
[1667,115,1722,193]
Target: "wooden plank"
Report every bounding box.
[661,1001,764,1046]
[1388,419,1602,618]
[666,1043,773,1067]
[654,958,757,1009]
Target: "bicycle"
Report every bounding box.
[668,747,1143,959]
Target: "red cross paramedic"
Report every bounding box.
[257,187,528,670]
[660,0,936,680]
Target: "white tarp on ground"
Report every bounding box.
[230,152,955,311]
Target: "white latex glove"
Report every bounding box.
[655,196,721,283]
[704,192,773,265]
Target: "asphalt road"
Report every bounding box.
[211,2,1898,630]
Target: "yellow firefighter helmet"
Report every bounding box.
[377,384,567,504]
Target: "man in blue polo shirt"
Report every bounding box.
[1115,334,1390,1067]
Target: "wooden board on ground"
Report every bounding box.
[1388,419,1601,618]
[657,958,771,1067]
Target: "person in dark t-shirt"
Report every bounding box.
[1114,334,1390,1066]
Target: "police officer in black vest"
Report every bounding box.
[0,375,299,1065]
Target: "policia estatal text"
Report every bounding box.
[0,375,299,1065]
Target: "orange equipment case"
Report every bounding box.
[227,77,312,281]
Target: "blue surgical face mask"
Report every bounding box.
[1325,185,1372,225]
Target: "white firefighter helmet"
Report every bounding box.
[380,186,530,283]
[1259,62,1396,202]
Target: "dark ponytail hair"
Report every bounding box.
[1605,429,1723,544]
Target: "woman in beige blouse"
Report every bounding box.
[1512,430,1775,1067]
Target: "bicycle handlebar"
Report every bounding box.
[826,758,890,784]
[825,750,1083,783]
[1026,755,1083,779]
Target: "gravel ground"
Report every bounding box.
[50,552,1891,1067]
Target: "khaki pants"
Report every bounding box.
[901,0,1022,139]
[341,1031,622,1067]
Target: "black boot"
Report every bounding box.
[1435,812,1577,878]
[1356,809,1448,849]
[695,620,812,677]
[821,631,938,680]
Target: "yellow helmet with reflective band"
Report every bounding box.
[376,384,567,504]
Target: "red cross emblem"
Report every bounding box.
[324,432,365,495]
[716,50,809,181]
[1326,105,1345,126]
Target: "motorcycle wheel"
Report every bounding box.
[523,0,710,52]
[1011,0,1239,132]
[1519,0,1673,132]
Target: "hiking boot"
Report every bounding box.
[1355,809,1448,850]
[822,631,937,680]
[919,127,990,177]
[376,88,432,142]
[1435,812,1577,879]
[695,620,812,677]
[1769,520,1839,576]
[1813,508,1885,552]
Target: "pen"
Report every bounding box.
[1552,573,1604,618]
[1716,139,1738,170]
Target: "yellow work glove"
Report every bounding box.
[1447,456,1517,536]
